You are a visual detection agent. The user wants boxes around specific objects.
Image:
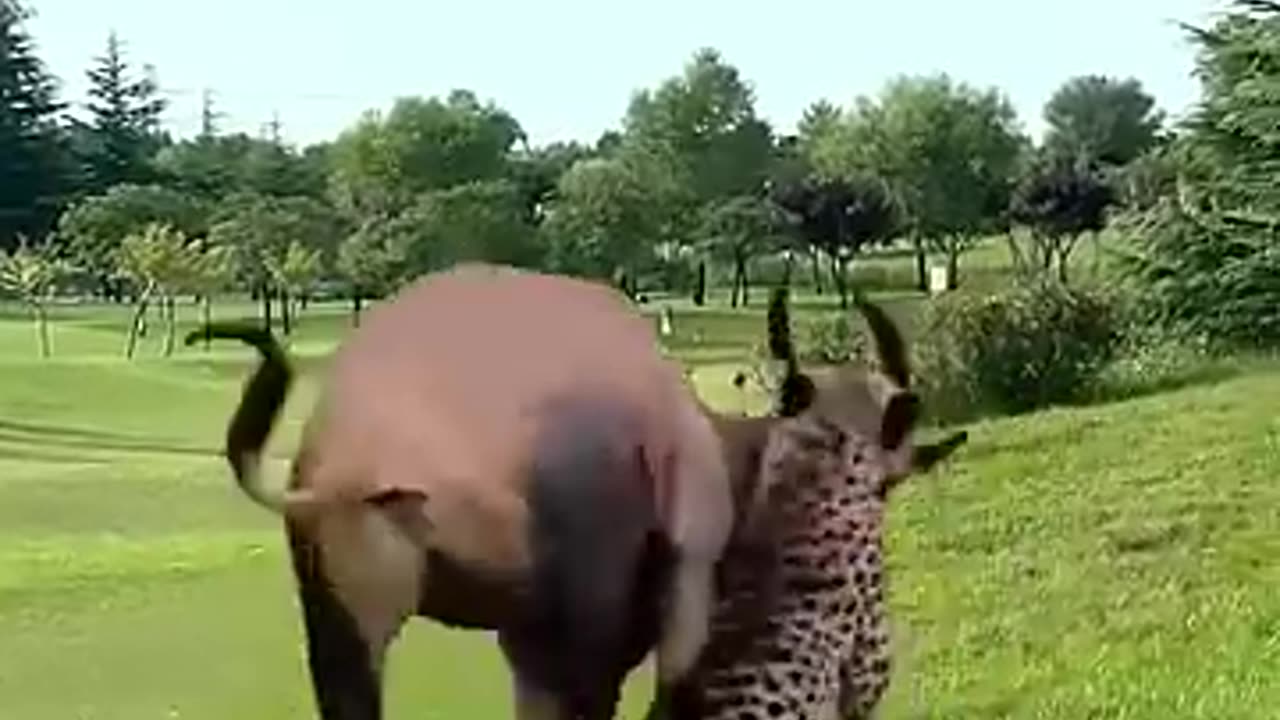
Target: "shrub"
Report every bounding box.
[916,278,1122,420]
[1112,200,1280,348]
[1087,320,1257,404]
[743,311,870,398]
[797,312,869,365]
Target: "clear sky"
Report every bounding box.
[25,0,1231,149]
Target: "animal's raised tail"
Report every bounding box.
[185,322,298,515]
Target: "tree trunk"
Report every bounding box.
[913,236,928,291]
[201,294,212,352]
[1040,236,1055,274]
[29,301,50,358]
[739,255,750,307]
[1055,237,1076,284]
[730,254,750,308]
[281,289,293,336]
[125,283,155,359]
[810,248,824,294]
[693,261,706,306]
[162,293,177,357]
[946,238,960,290]
[1007,232,1029,276]
[351,293,363,327]
[829,254,849,309]
[260,283,273,331]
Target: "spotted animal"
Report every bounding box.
[652,288,968,720]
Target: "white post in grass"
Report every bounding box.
[660,305,674,337]
[928,264,949,295]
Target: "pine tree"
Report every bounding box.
[0,0,70,251]
[79,31,167,191]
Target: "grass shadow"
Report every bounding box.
[0,428,221,459]
[0,418,141,442]
[0,444,111,465]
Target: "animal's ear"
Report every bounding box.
[778,372,816,417]
[911,430,969,472]
[879,390,920,451]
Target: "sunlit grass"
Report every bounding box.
[2,275,1277,718]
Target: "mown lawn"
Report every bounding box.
[1,279,1278,718]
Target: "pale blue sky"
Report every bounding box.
[26,0,1230,148]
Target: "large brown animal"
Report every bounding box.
[651,288,969,720]
[192,264,771,720]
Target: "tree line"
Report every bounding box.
[2,0,1277,356]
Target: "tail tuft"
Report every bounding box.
[194,322,295,513]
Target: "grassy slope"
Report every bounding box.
[2,261,1278,718]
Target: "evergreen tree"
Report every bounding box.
[78,31,167,192]
[0,0,70,251]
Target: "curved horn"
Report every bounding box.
[852,291,910,389]
[767,286,814,417]
[184,322,297,514]
[767,286,795,364]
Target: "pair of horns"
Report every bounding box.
[765,286,911,416]
[763,286,969,468]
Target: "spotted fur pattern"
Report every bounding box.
[673,413,898,720]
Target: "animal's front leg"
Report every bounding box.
[645,552,718,720]
[648,420,734,719]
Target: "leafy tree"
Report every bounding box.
[75,31,167,192]
[0,0,71,251]
[766,135,827,292]
[541,148,687,297]
[1043,74,1164,167]
[623,48,774,203]
[595,129,624,156]
[772,173,898,306]
[266,240,323,335]
[397,179,539,274]
[1113,143,1178,211]
[508,141,594,225]
[329,91,524,217]
[795,100,841,160]
[181,240,234,352]
[337,218,410,325]
[700,194,783,307]
[114,222,207,357]
[1117,0,1280,346]
[0,235,71,357]
[811,75,1024,289]
[208,193,345,329]
[1009,154,1115,282]
[154,133,329,201]
[57,183,208,300]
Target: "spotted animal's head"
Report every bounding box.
[764,285,968,492]
[662,287,970,720]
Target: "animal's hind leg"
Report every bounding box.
[286,503,423,720]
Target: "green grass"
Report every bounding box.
[2,284,1279,718]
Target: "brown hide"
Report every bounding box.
[193,264,801,719]
[292,263,711,581]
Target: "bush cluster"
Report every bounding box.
[915,278,1122,420]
